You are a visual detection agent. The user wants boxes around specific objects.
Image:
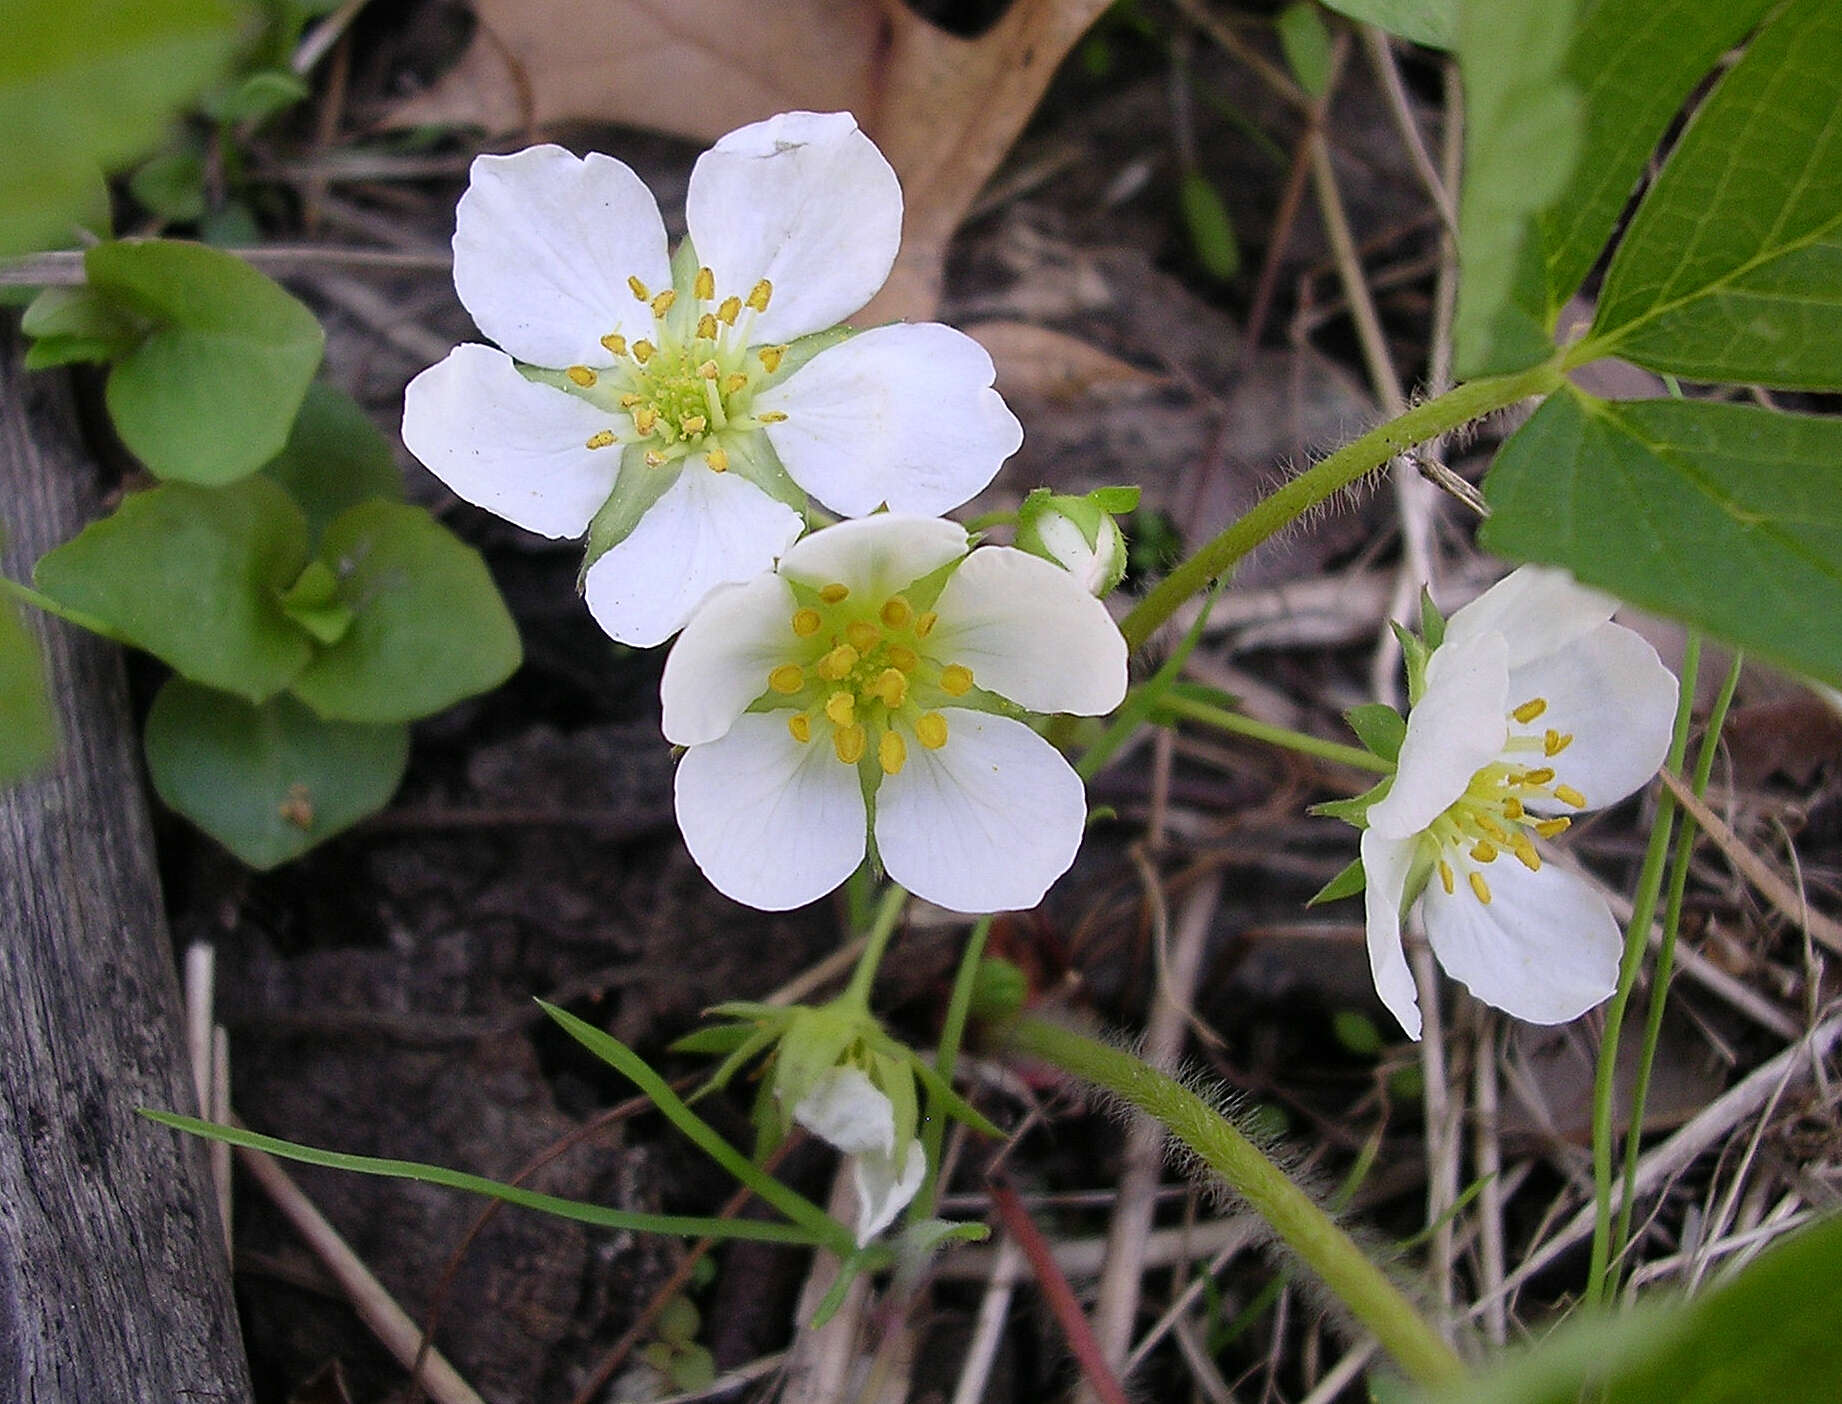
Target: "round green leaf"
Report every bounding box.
[0,596,57,783]
[261,381,404,543]
[85,238,326,483]
[33,476,312,700]
[289,501,521,723]
[144,677,408,869]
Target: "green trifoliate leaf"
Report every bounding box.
[143,677,409,869]
[85,238,326,484]
[288,501,521,724]
[260,382,406,544]
[20,284,146,369]
[1344,702,1406,762]
[34,476,313,701]
[0,596,57,783]
[1319,0,1453,48]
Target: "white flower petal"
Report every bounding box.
[1507,622,1679,814]
[757,324,1022,517]
[1368,634,1511,839]
[401,344,619,538]
[1420,856,1620,1025]
[673,713,867,910]
[875,710,1087,914]
[452,145,671,369]
[1443,564,1619,671]
[583,466,803,647]
[660,572,799,745]
[929,547,1127,715]
[686,111,902,345]
[778,514,968,598]
[851,1140,926,1246]
[1360,829,1424,1040]
[794,1066,895,1158]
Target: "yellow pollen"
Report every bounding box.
[792,608,822,637]
[619,392,644,408]
[681,414,707,436]
[1475,814,1508,841]
[1520,766,1556,786]
[818,644,858,680]
[1470,840,1499,863]
[650,289,677,317]
[916,712,948,749]
[872,668,908,708]
[694,266,715,300]
[696,313,719,341]
[705,447,729,472]
[940,664,974,697]
[824,691,856,726]
[1513,835,1541,871]
[1545,729,1573,757]
[788,714,811,744]
[627,275,650,301]
[1502,797,1525,819]
[846,620,881,652]
[1554,784,1588,808]
[757,410,788,423]
[914,611,937,638]
[723,372,749,395]
[819,583,850,604]
[880,596,912,629]
[1512,697,1549,724]
[632,340,655,364]
[634,405,659,434]
[1535,817,1572,838]
[834,724,866,765]
[887,643,918,672]
[585,430,616,449]
[758,345,786,373]
[644,449,666,468]
[1469,872,1493,904]
[768,664,804,695]
[717,296,741,324]
[746,278,773,311]
[1438,859,1455,894]
[566,364,597,387]
[601,333,627,356]
[697,359,720,380]
[878,728,907,776]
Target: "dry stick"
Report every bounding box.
[1470,1008,1508,1347]
[948,1236,1028,1404]
[1360,26,1458,235]
[1122,1219,1262,1373]
[782,1172,874,1404]
[1297,1341,1379,1404]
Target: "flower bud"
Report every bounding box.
[1014,487,1136,597]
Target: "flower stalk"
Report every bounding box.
[842,883,911,1009]
[1160,691,1392,773]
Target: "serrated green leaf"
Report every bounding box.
[0,0,236,256]
[1583,0,1842,389]
[1481,390,1842,687]
[1319,0,1453,48]
[34,477,312,700]
[261,382,404,543]
[1453,0,1582,377]
[1277,3,1333,97]
[0,596,57,783]
[1180,170,1241,281]
[143,677,407,868]
[1344,702,1406,761]
[86,239,325,483]
[1308,856,1367,907]
[288,501,520,723]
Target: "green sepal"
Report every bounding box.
[690,1024,781,1104]
[1393,620,1432,704]
[753,324,853,394]
[1307,856,1367,908]
[1088,485,1141,514]
[1309,774,1394,829]
[898,1218,991,1256]
[1344,702,1406,762]
[890,1041,1004,1141]
[807,1253,870,1330]
[669,1022,763,1056]
[583,447,681,565]
[770,1008,863,1136]
[1418,587,1446,650]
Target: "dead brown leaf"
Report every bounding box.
[966,319,1165,404]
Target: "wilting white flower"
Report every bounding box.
[1362,566,1678,1038]
[793,1065,925,1246]
[402,111,1022,646]
[661,514,1128,914]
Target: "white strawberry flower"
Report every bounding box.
[793,1065,925,1247]
[661,515,1128,914]
[401,112,1022,647]
[1362,566,1679,1038]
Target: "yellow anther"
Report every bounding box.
[1470,840,1499,864]
[696,313,719,341]
[1553,784,1587,808]
[1469,872,1493,904]
[694,265,716,300]
[757,410,789,424]
[940,664,974,697]
[717,296,741,324]
[1502,797,1525,819]
[723,372,750,395]
[878,728,907,775]
[644,449,667,468]
[880,595,912,629]
[1512,697,1549,724]
[1512,835,1541,871]
[1520,766,1556,786]
[1475,814,1508,841]
[872,668,908,708]
[634,405,659,434]
[697,359,720,380]
[601,333,627,356]
[818,644,858,680]
[768,663,805,695]
[619,392,644,408]
[746,278,773,311]
[1535,816,1572,838]
[886,644,918,672]
[846,619,881,652]
[916,712,948,750]
[585,430,616,450]
[650,288,677,317]
[627,275,651,302]
[681,415,707,436]
[824,690,856,726]
[792,608,823,637]
[819,583,850,604]
[566,364,597,387]
[705,446,729,472]
[914,611,938,638]
[758,344,786,373]
[1544,729,1573,757]
[833,724,866,765]
[632,339,655,364]
[788,714,811,744]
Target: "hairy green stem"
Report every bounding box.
[1160,692,1392,774]
[1119,360,1563,652]
[842,884,910,1009]
[915,913,995,1219]
[1002,1015,1468,1389]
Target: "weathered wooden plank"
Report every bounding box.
[0,330,253,1401]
